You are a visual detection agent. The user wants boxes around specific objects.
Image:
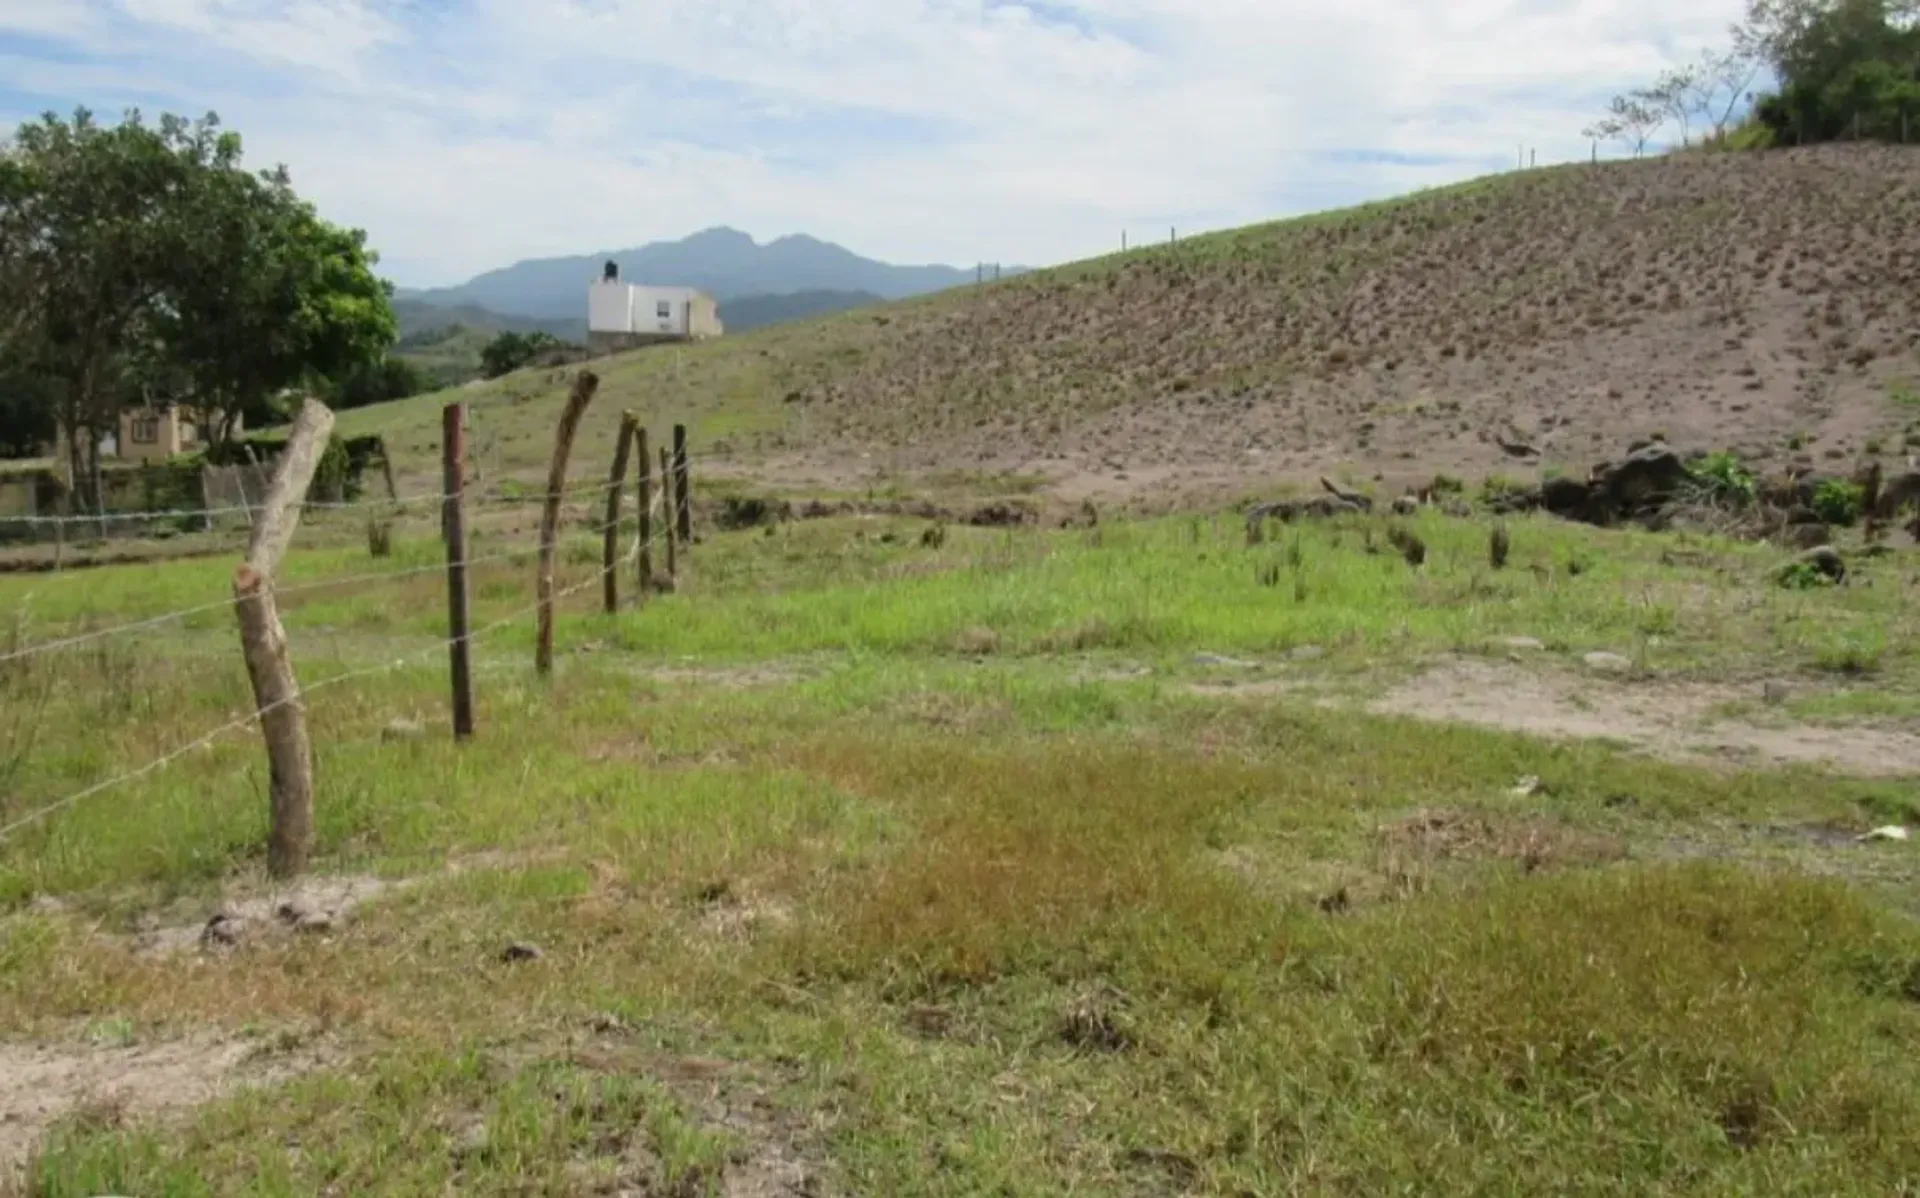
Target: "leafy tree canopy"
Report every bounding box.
[0,107,395,493]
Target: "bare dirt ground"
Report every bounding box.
[746,146,1920,512]
[1192,655,1920,777]
[0,1034,329,1175]
[1369,658,1920,777]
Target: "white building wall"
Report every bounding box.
[586,279,714,338]
[629,285,695,336]
[587,280,633,333]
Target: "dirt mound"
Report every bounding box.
[768,145,1920,495]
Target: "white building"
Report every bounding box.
[587,261,722,352]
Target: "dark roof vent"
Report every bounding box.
[602,260,619,282]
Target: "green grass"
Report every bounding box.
[5,511,1920,1194]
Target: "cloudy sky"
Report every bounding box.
[0,1,1743,287]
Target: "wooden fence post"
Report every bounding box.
[233,397,334,878]
[604,412,638,613]
[635,426,652,602]
[443,402,474,741]
[672,423,691,546]
[659,445,678,583]
[536,371,600,677]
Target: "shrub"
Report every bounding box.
[1687,451,1757,505]
[1811,479,1864,527]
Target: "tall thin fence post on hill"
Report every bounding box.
[659,445,678,584]
[442,401,475,741]
[604,412,638,614]
[233,397,333,879]
[672,423,691,547]
[536,371,600,677]
[635,427,652,604]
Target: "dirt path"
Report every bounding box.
[1368,657,1920,777]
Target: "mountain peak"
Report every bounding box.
[680,226,759,248]
[401,228,987,321]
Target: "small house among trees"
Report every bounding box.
[47,403,238,465]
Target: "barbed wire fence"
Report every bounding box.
[0,372,698,878]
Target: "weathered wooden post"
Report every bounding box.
[536,371,600,677]
[443,402,474,740]
[659,445,678,583]
[672,423,691,546]
[635,426,653,603]
[603,412,638,613]
[232,397,334,878]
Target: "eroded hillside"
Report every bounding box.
[351,145,1920,509]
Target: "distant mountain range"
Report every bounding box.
[393,288,895,346]
[396,226,1019,325]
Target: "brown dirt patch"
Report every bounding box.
[0,1032,328,1173]
[127,874,396,955]
[1368,657,1920,777]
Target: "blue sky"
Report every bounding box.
[0,1,1744,288]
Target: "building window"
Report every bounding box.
[129,416,159,445]
[656,300,672,320]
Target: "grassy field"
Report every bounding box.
[2,502,1919,1195]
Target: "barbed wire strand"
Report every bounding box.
[0,527,664,844]
[0,472,638,528]
[0,493,676,665]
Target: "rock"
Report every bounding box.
[1191,652,1257,669]
[1858,826,1911,843]
[966,501,1036,528]
[1511,775,1544,797]
[1484,486,1541,515]
[1499,636,1546,651]
[1798,545,1846,582]
[500,941,544,963]
[1582,651,1633,673]
[381,718,427,744]
[1592,444,1688,516]
[200,913,249,949]
[1244,496,1363,531]
[1318,476,1373,512]
[1762,680,1792,706]
[1539,476,1596,520]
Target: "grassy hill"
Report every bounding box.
[346,145,1920,507]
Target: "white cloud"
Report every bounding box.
[0,0,1747,285]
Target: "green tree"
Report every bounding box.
[0,108,230,508]
[0,107,396,508]
[156,155,395,439]
[330,356,428,410]
[479,330,565,379]
[1744,0,1920,142]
